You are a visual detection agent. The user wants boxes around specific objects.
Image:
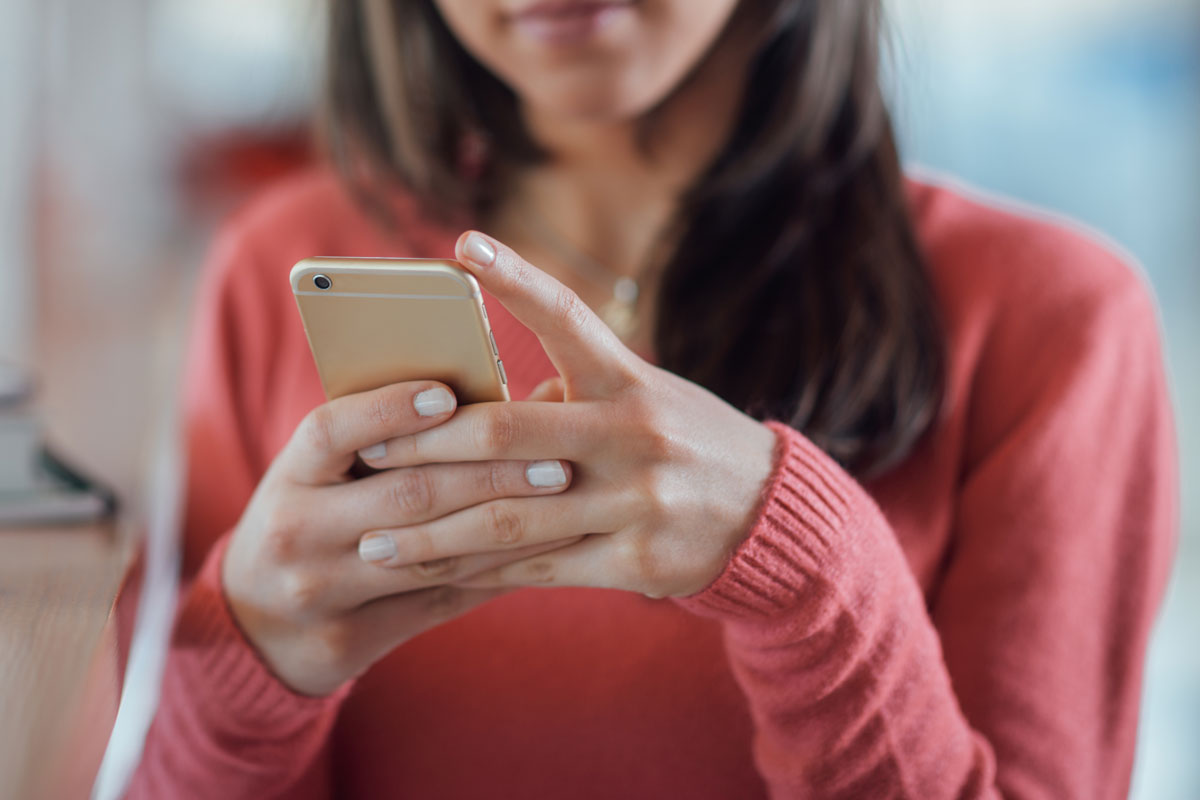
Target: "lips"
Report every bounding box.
[508,1,635,45]
[511,1,633,19]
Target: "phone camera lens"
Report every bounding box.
[313,274,332,290]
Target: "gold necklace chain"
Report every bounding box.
[516,202,670,342]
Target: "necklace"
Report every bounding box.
[517,203,668,342]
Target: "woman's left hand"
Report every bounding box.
[355,231,778,599]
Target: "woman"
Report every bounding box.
[130,0,1176,797]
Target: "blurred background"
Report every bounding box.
[0,0,1195,797]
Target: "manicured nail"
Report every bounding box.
[359,533,397,564]
[463,233,496,267]
[414,387,455,416]
[526,460,567,488]
[359,443,386,461]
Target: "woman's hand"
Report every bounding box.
[222,379,580,697]
[353,232,778,600]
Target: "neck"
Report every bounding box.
[492,11,757,280]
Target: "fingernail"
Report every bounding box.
[359,533,397,564]
[463,233,496,267]
[414,387,455,416]
[359,443,386,461]
[526,460,567,488]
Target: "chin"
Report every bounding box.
[529,85,660,123]
[433,0,742,131]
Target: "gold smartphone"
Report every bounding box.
[290,258,509,404]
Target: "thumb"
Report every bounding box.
[457,231,637,397]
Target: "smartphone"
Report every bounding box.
[290,257,509,404]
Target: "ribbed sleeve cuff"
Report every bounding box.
[170,534,353,733]
[674,421,870,622]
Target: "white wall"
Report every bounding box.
[0,0,39,370]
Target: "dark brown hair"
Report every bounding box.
[322,0,945,478]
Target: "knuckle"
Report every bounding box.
[388,469,435,518]
[424,584,465,617]
[365,390,403,431]
[610,356,652,395]
[474,408,521,455]
[261,506,302,564]
[624,482,665,533]
[483,502,524,545]
[277,568,327,618]
[551,288,590,332]
[636,418,678,463]
[300,406,338,455]
[507,252,537,289]
[398,526,438,565]
[616,534,661,589]
[314,620,356,666]
[522,559,557,585]
[471,461,506,497]
[410,556,462,581]
[484,461,508,497]
[394,429,422,466]
[638,465,672,508]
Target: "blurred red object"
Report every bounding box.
[178,128,313,213]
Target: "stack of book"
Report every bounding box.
[0,364,115,526]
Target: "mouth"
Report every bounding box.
[507,1,636,46]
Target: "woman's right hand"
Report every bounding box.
[221,380,574,697]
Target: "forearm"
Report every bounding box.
[677,423,997,798]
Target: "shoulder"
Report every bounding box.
[905,172,1166,459]
[906,171,1155,337]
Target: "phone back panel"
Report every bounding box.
[291,258,509,404]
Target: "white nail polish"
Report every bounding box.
[359,443,386,461]
[414,388,455,417]
[464,233,496,266]
[526,460,567,488]
[359,534,397,563]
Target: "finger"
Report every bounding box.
[284,381,458,484]
[525,375,565,402]
[361,399,598,469]
[322,458,573,547]
[356,489,622,569]
[452,533,639,593]
[338,536,586,607]
[456,231,638,396]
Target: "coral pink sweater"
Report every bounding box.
[129,171,1176,799]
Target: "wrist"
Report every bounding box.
[675,420,865,618]
[724,417,781,550]
[671,416,780,598]
[172,537,351,729]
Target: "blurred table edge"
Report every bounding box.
[0,517,136,800]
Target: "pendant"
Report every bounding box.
[600,298,638,341]
[600,277,639,340]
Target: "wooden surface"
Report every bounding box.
[0,521,132,800]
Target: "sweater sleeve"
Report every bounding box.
[127,227,348,799]
[674,275,1176,798]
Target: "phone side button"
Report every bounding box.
[496,359,508,385]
